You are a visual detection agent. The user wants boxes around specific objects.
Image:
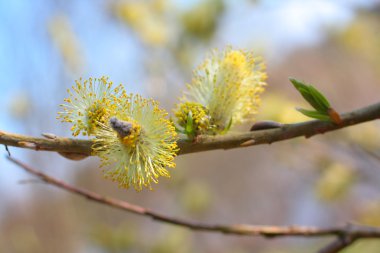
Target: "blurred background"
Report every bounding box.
[1,0,380,252]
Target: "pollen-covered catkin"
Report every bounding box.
[92,94,178,191]
[58,76,124,136]
[175,47,267,135]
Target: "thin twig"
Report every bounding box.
[4,144,10,157]
[6,155,380,239]
[318,236,358,253]
[17,179,45,185]
[355,144,380,162]
[0,101,379,156]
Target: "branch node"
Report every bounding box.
[18,141,38,150]
[42,133,58,139]
[250,121,283,131]
[58,152,89,161]
[240,139,255,147]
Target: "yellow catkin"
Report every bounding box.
[92,94,178,191]
[176,47,267,135]
[58,76,124,136]
[175,102,211,133]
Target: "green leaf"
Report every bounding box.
[296,108,331,121]
[174,124,181,132]
[171,117,185,134]
[185,111,195,138]
[308,85,330,111]
[290,78,322,111]
[174,125,186,134]
[290,78,330,113]
[185,111,193,132]
[290,78,308,91]
[221,118,233,134]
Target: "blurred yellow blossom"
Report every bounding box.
[180,181,212,215]
[357,201,380,226]
[181,0,224,41]
[343,121,380,150]
[48,15,84,74]
[315,162,355,201]
[113,0,171,46]
[257,93,309,123]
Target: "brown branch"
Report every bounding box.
[6,155,380,240]
[318,235,358,253]
[1,101,379,157]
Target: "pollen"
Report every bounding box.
[223,50,247,69]
[175,46,267,135]
[109,117,142,148]
[92,93,178,191]
[121,124,141,147]
[175,102,210,133]
[58,76,124,136]
[87,102,109,135]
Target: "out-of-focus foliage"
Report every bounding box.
[344,122,380,150]
[6,225,41,253]
[179,181,213,215]
[91,222,136,252]
[181,0,224,41]
[150,228,192,253]
[175,0,225,67]
[338,11,380,71]
[113,0,224,45]
[48,15,84,74]
[113,0,171,46]
[112,0,225,68]
[257,93,309,123]
[315,162,355,201]
[358,201,380,226]
[8,91,32,120]
[343,240,380,253]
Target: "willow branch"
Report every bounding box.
[1,102,380,156]
[7,155,380,240]
[318,235,358,253]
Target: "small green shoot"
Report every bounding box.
[290,78,341,124]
